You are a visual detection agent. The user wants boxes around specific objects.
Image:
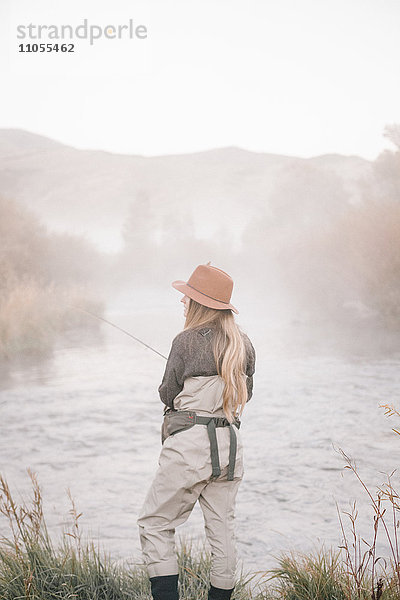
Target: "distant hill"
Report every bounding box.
[0,129,373,252]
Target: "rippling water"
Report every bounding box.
[1,293,400,576]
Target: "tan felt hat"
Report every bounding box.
[172,263,239,314]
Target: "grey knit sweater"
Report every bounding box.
[158,326,256,409]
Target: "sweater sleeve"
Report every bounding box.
[158,336,186,408]
[243,335,256,402]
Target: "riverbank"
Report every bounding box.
[0,279,103,360]
[0,473,399,600]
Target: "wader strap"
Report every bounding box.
[207,419,221,478]
[195,416,238,481]
[227,425,237,481]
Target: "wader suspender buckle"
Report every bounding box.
[195,416,239,481]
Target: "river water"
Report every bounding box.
[1,290,400,579]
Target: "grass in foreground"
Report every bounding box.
[0,471,399,599]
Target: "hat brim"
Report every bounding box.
[172,280,239,314]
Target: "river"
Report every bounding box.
[1,290,399,579]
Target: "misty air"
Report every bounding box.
[1,1,400,599]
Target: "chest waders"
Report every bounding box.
[162,409,240,481]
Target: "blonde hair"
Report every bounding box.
[184,299,247,422]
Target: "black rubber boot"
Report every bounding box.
[208,584,234,599]
[149,574,179,600]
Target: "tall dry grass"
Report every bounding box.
[331,405,400,600]
[0,471,150,599]
[0,275,103,359]
[0,472,262,599]
[1,469,400,599]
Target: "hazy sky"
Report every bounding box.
[1,0,399,159]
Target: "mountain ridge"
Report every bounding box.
[0,128,374,253]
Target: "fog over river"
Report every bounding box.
[1,289,400,577]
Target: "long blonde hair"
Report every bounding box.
[184,299,247,422]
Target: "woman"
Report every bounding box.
[137,263,256,600]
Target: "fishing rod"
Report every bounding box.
[69,305,168,360]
